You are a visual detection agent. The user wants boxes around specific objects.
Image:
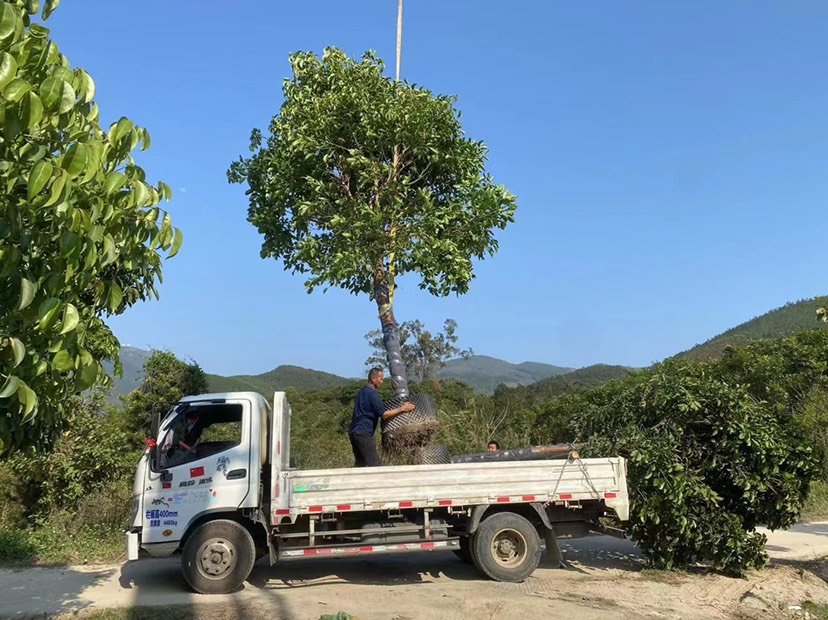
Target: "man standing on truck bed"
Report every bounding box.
[349,367,415,467]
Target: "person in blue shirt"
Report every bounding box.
[349,367,415,467]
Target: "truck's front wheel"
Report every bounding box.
[181,519,256,594]
[472,512,541,582]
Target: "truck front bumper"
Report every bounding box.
[125,530,140,561]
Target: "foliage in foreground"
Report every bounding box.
[0,1,181,454]
[577,354,819,576]
[0,351,206,565]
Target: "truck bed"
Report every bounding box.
[274,457,628,522]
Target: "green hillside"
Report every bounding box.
[206,365,351,396]
[494,363,632,409]
[678,296,828,361]
[437,355,573,394]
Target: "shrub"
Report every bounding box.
[577,360,816,576]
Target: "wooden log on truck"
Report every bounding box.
[450,443,582,464]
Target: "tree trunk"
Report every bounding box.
[373,264,409,399]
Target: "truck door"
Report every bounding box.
[142,399,252,548]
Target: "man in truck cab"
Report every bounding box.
[161,409,205,467]
[349,367,415,467]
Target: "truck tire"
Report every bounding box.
[471,512,541,582]
[181,519,256,594]
[415,444,451,465]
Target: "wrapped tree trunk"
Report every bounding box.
[373,264,409,399]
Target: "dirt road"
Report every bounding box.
[3,522,827,620]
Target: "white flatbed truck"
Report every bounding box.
[126,391,629,593]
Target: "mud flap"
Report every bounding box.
[543,526,568,569]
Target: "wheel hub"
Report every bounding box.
[497,538,516,555]
[197,538,237,579]
[491,528,527,567]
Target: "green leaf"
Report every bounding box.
[108,283,123,312]
[40,76,75,114]
[74,362,97,392]
[19,91,43,129]
[140,127,151,150]
[59,302,79,334]
[9,337,25,367]
[37,297,61,332]
[52,349,73,372]
[25,0,41,15]
[18,382,37,419]
[43,0,60,19]
[0,375,19,399]
[0,52,17,89]
[18,277,35,310]
[28,23,49,38]
[27,161,52,200]
[76,69,95,103]
[61,143,88,177]
[132,181,149,206]
[59,231,80,259]
[104,171,127,194]
[0,3,18,40]
[102,234,117,265]
[167,228,184,258]
[3,77,30,102]
[108,117,133,145]
[158,181,172,201]
[44,168,67,207]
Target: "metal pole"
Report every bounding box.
[396,0,403,81]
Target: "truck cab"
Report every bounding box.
[127,392,271,560]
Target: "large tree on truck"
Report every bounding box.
[0,1,181,454]
[227,48,516,399]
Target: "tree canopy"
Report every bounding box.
[228,47,515,397]
[0,0,181,453]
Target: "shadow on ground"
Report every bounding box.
[0,564,115,618]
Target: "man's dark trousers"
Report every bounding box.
[349,433,380,467]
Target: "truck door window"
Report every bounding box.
[158,404,243,470]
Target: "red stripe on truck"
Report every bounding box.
[604,492,617,499]
[275,509,290,516]
[496,497,510,503]
[438,500,452,506]
[336,504,351,511]
[559,494,573,500]
[309,506,323,512]
[399,501,413,508]
[522,495,535,501]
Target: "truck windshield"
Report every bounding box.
[157,403,243,470]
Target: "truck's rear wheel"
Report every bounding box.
[472,512,541,582]
[181,519,255,594]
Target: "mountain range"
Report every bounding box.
[106,296,827,399]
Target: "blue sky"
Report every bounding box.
[47,1,828,377]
